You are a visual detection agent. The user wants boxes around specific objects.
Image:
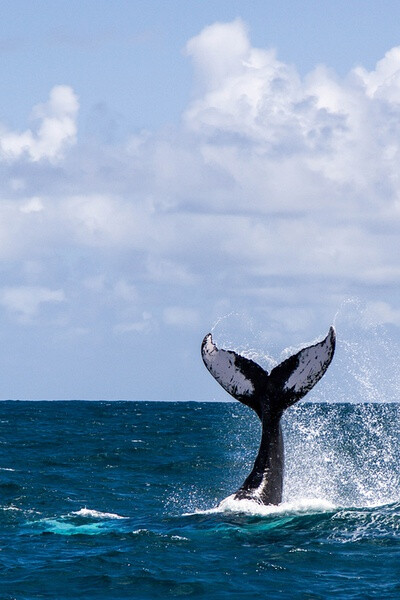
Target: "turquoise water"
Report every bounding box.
[1,401,400,599]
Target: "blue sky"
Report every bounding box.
[1,1,400,400]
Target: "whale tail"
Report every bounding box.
[201,327,336,417]
[201,327,335,505]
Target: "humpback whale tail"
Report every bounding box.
[201,327,336,505]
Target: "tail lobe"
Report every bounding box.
[201,334,267,418]
[268,326,336,409]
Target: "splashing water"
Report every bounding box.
[283,403,400,507]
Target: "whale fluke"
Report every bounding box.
[201,327,336,505]
[201,333,268,419]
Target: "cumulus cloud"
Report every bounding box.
[354,47,400,102]
[0,85,78,162]
[183,19,400,208]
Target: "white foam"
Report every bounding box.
[329,503,400,543]
[0,467,15,471]
[72,508,128,520]
[132,528,148,535]
[184,496,336,517]
[132,529,189,541]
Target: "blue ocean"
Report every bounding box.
[1,400,400,599]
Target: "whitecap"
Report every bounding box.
[72,508,128,520]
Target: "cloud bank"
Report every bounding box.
[1,19,400,397]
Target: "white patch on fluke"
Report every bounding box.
[202,334,254,397]
[284,328,335,394]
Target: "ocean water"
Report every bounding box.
[1,400,400,599]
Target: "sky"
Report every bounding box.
[1,1,400,400]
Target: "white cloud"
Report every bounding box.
[62,193,173,250]
[114,312,154,334]
[0,85,78,162]
[182,19,400,209]
[0,286,65,319]
[186,19,251,91]
[354,47,400,102]
[185,20,304,145]
[20,197,44,213]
